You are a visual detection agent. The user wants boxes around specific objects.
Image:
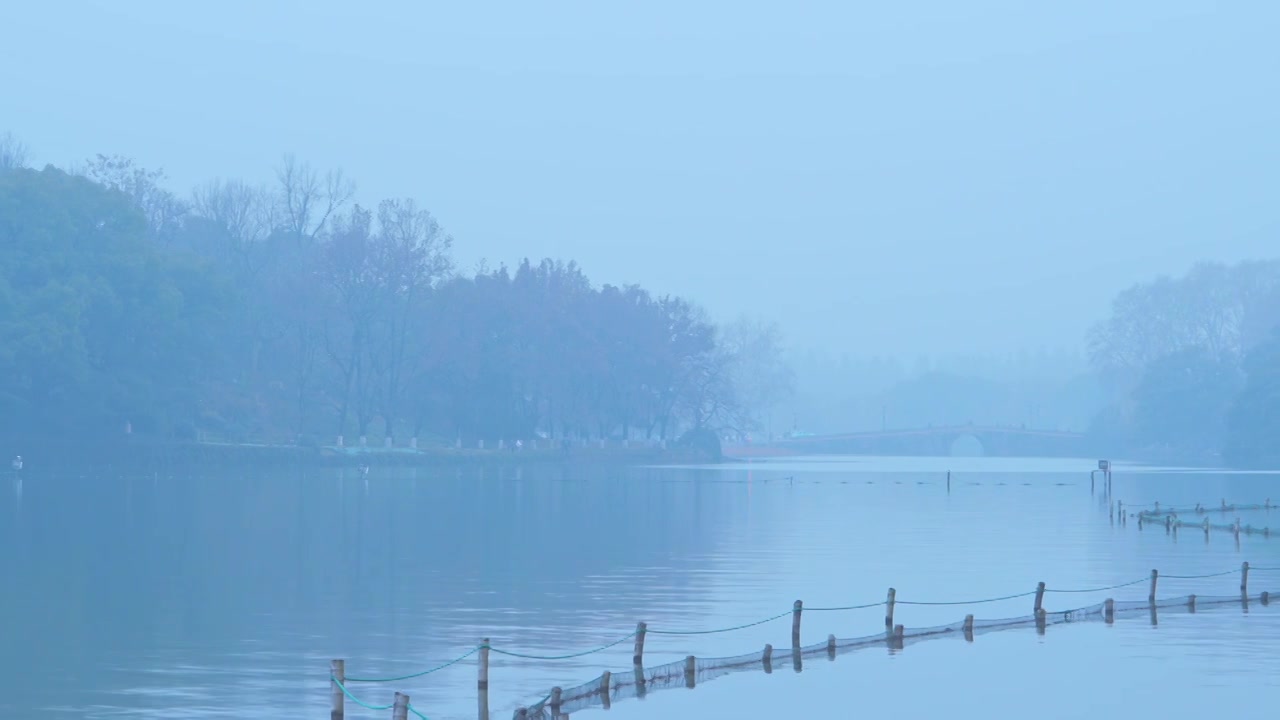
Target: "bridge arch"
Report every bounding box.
[948,434,985,457]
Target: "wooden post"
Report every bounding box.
[762,644,773,673]
[1035,608,1047,634]
[549,687,562,716]
[684,656,696,689]
[892,624,905,650]
[1204,518,1210,537]
[600,671,611,710]
[1241,562,1250,594]
[1148,569,1159,606]
[963,614,974,642]
[1188,594,1196,612]
[330,659,345,720]
[1262,591,1270,606]
[947,471,951,492]
[791,600,803,649]
[1234,518,1242,541]
[392,692,409,720]
[632,622,647,665]
[885,588,896,634]
[478,638,490,720]
[1033,582,1046,614]
[1104,598,1115,624]
[826,633,837,660]
[632,664,646,699]
[1165,516,1172,533]
[1091,471,1095,493]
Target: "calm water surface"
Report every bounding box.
[2,456,1278,719]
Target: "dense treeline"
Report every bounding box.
[0,142,791,448]
[1087,260,1280,465]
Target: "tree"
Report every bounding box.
[1088,261,1280,385]
[1223,329,1280,467]
[1129,348,1242,458]
[0,166,232,437]
[80,154,188,242]
[0,131,30,171]
[720,316,795,436]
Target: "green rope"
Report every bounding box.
[897,590,1037,606]
[1163,570,1237,580]
[331,676,393,711]
[346,646,482,683]
[408,704,430,719]
[488,632,637,660]
[649,610,792,636]
[807,601,881,612]
[1045,578,1148,594]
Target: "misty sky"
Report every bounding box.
[4,1,1277,358]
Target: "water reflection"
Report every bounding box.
[1,457,1279,719]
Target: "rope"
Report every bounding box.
[806,601,882,612]
[1044,578,1148,594]
[487,632,637,660]
[346,646,481,683]
[649,611,792,636]
[897,590,1037,606]
[1250,566,1280,572]
[331,676,393,711]
[408,704,430,719]
[1162,570,1238,580]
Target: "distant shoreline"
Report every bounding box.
[7,437,720,471]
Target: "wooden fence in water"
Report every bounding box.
[328,559,1279,720]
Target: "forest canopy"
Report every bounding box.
[0,147,792,447]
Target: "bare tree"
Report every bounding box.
[80,154,187,241]
[0,132,30,171]
[191,178,273,273]
[275,154,355,244]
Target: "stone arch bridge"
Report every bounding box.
[773,425,1090,458]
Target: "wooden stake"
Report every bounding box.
[885,588,896,634]
[1148,569,1159,606]
[549,687,562,716]
[330,659,345,720]
[392,692,409,720]
[684,656,696,689]
[963,614,974,639]
[478,639,490,720]
[632,622,647,665]
[600,671,611,710]
[1035,608,1047,634]
[826,633,837,659]
[1241,562,1250,594]
[1188,594,1196,612]
[791,600,803,649]
[1262,591,1270,606]
[762,643,773,673]
[1034,582,1046,614]
[1104,598,1115,624]
[892,624,905,650]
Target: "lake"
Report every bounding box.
[2,456,1278,719]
